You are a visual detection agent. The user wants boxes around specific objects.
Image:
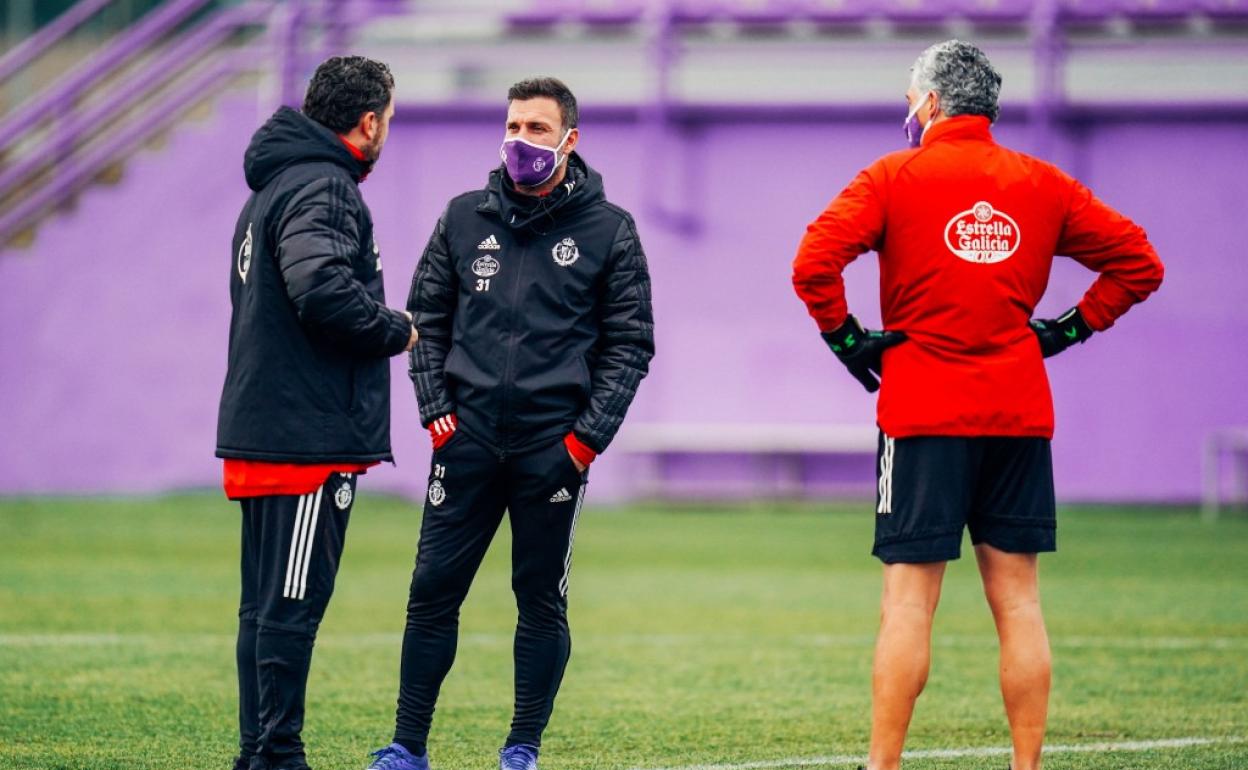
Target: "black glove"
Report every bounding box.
[1030,306,1094,358]
[821,315,907,393]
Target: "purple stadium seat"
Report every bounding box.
[728,0,810,25]
[578,0,648,26]
[960,0,1034,23]
[1059,0,1197,22]
[505,0,580,29]
[880,0,955,24]
[795,0,879,24]
[1199,0,1248,19]
[1115,0,1198,21]
[798,0,1032,24]
[670,0,736,24]
[1057,0,1115,21]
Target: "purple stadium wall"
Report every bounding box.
[1,97,1244,503]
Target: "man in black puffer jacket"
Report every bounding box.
[366,78,654,770]
[217,56,416,770]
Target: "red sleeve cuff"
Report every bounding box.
[429,413,457,449]
[816,310,850,334]
[564,432,597,467]
[1076,298,1113,332]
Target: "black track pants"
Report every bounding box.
[393,432,588,750]
[236,473,357,769]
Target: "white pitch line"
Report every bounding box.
[629,736,1248,770]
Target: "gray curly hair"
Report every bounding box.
[910,40,1002,123]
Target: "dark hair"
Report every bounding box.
[507,77,578,131]
[302,56,394,133]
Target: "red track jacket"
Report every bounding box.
[793,116,1164,438]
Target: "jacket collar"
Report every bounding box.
[922,115,994,147]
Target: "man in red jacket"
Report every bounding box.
[792,40,1163,770]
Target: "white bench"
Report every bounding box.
[612,422,879,498]
[1202,427,1248,521]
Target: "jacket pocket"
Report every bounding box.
[552,439,586,484]
[435,426,468,455]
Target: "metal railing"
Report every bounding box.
[0,0,280,246]
[0,0,116,85]
[0,0,406,248]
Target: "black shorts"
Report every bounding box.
[873,432,1056,564]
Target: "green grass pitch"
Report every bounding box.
[1,494,1245,769]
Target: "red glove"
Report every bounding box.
[564,433,597,468]
[429,414,457,450]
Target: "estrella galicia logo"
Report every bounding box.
[237,223,253,283]
[472,255,500,278]
[943,201,1020,264]
[551,237,579,267]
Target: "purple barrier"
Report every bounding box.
[0,0,114,85]
[0,99,1243,504]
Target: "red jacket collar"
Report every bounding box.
[338,135,373,181]
[922,115,994,147]
[338,135,367,161]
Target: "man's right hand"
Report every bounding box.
[821,314,907,393]
[404,311,419,353]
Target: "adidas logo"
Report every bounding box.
[549,487,572,503]
[477,234,501,250]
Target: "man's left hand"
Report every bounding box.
[569,451,587,473]
[1030,306,1093,358]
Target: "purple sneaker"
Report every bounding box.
[498,744,538,770]
[366,743,430,770]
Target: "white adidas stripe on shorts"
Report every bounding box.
[877,434,895,515]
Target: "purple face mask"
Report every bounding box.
[903,93,933,148]
[500,129,572,187]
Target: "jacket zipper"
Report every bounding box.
[497,238,529,461]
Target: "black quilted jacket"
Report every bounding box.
[216,107,412,463]
[407,154,655,457]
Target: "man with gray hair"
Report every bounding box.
[793,40,1163,770]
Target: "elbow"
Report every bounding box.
[290,294,322,328]
[792,261,815,294]
[791,243,816,287]
[792,235,816,282]
[1146,256,1165,294]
